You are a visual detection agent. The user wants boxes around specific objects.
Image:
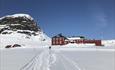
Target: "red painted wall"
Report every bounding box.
[52,37,102,46]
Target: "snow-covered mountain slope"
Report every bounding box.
[0,14,51,48]
[102,40,115,46]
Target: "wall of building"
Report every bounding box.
[52,35,102,46]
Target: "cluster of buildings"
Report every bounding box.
[52,34,102,46]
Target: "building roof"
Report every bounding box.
[52,33,67,39]
[52,34,85,40]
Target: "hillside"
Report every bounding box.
[0,14,51,48]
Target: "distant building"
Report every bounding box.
[52,34,102,46]
[52,34,67,45]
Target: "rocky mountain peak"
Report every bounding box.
[0,14,41,34]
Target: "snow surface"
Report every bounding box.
[0,46,115,70]
[0,30,51,48]
[102,40,115,46]
[0,13,33,20]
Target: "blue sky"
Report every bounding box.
[0,0,115,39]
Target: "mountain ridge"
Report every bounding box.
[0,13,41,33]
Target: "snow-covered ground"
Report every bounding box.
[102,40,115,46]
[0,30,51,48]
[0,46,115,70]
[0,13,51,48]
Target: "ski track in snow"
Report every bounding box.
[20,49,56,70]
[20,48,83,70]
[20,47,114,70]
[59,53,82,70]
[19,47,115,70]
[0,47,114,70]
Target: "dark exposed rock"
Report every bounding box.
[17,31,32,36]
[2,32,12,34]
[12,44,21,47]
[5,44,21,48]
[0,14,41,34]
[5,45,12,48]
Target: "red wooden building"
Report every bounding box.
[52,34,102,46]
[52,34,67,45]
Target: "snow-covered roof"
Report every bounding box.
[0,13,33,20]
[67,37,82,40]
